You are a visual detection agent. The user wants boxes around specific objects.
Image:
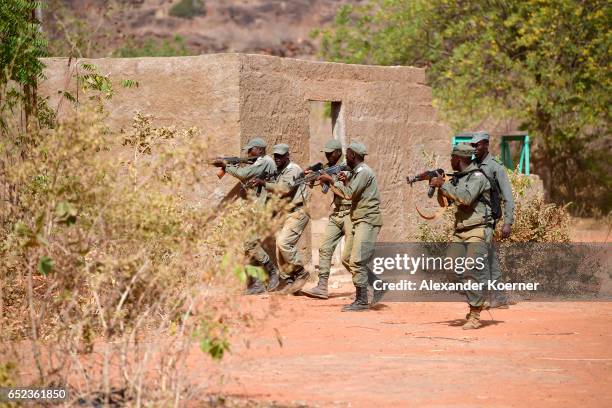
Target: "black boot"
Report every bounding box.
[245,276,266,295]
[279,266,309,295]
[265,261,280,292]
[342,286,369,312]
[301,276,329,299]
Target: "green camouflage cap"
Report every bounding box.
[321,139,343,153]
[242,137,267,151]
[470,131,490,144]
[272,143,290,155]
[452,143,475,158]
[347,141,367,157]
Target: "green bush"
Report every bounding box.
[169,0,205,19]
[113,35,192,58]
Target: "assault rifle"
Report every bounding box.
[406,169,447,198]
[294,162,350,193]
[208,156,257,179]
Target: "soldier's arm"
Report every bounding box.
[440,177,488,206]
[225,160,265,182]
[330,170,368,200]
[496,167,515,224]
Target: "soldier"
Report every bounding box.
[216,137,280,295]
[318,141,383,312]
[249,143,311,294]
[429,143,492,329]
[471,131,515,308]
[302,139,352,299]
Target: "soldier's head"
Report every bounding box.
[243,137,267,158]
[321,139,343,165]
[346,141,367,169]
[272,143,290,169]
[470,131,490,161]
[451,143,475,172]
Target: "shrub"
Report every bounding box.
[169,0,205,19]
[0,107,285,404]
[113,35,192,58]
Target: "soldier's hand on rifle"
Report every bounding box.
[318,173,334,184]
[429,174,445,188]
[248,178,266,187]
[211,159,227,168]
[502,224,512,239]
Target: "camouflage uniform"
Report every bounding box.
[472,131,515,306]
[225,153,277,266]
[302,138,353,299]
[261,144,310,294]
[330,142,383,312]
[224,138,277,293]
[437,143,492,329]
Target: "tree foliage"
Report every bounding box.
[315,0,611,214]
[0,0,47,130]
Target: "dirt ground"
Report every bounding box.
[187,218,612,407]
[194,283,612,407]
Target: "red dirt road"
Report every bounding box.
[194,288,612,407]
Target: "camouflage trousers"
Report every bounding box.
[318,210,352,279]
[449,226,489,307]
[244,236,272,266]
[344,221,380,288]
[275,208,310,279]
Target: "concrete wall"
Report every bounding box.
[39,53,454,268]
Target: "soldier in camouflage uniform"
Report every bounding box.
[471,131,515,308]
[217,137,280,295]
[249,143,310,294]
[318,141,383,312]
[429,143,492,329]
[302,139,353,299]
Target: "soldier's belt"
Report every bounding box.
[455,218,487,231]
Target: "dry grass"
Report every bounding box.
[0,109,285,406]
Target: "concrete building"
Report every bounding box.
[40,54,453,266]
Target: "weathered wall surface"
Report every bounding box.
[39,54,243,208]
[238,54,451,244]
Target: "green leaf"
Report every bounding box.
[38,256,54,275]
[121,79,139,88]
[55,201,77,225]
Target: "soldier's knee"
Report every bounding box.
[277,241,293,255]
[319,245,334,258]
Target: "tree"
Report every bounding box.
[315,0,611,214]
[0,0,47,131]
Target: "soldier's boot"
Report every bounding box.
[245,277,266,295]
[279,266,309,295]
[463,306,482,330]
[342,286,369,312]
[301,276,329,299]
[265,261,280,292]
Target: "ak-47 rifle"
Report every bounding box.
[406,169,447,198]
[294,162,350,193]
[208,156,257,179]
